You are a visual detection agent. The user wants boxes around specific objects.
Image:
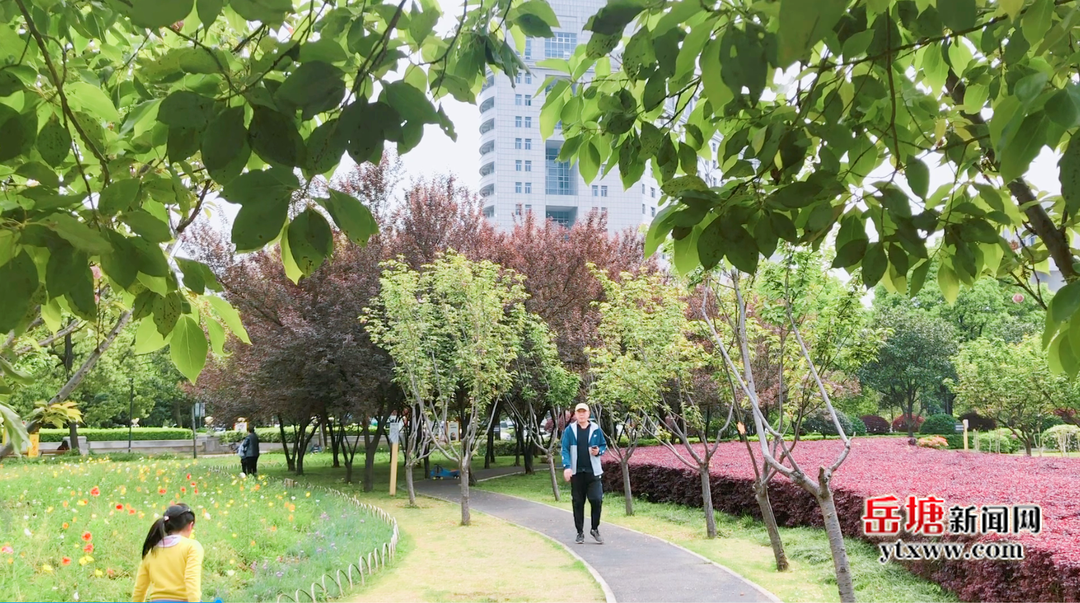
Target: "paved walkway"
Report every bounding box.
[415,466,780,603]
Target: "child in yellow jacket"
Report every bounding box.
[132,503,204,602]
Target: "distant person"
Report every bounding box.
[561,402,608,544]
[241,424,260,475]
[132,503,203,603]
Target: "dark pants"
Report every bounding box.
[241,456,259,475]
[571,472,603,533]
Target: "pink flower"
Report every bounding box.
[0,545,13,554]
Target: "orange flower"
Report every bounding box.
[186,474,191,480]
[81,531,92,542]
[61,523,69,530]
[83,543,94,554]
[89,487,100,497]
[158,488,166,495]
[115,504,123,510]
[180,487,186,494]
[61,557,71,566]
[128,509,136,515]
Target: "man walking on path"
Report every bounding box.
[561,402,607,544]
[241,423,260,476]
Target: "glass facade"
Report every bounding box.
[546,145,572,195]
[545,33,577,59]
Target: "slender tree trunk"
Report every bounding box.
[754,479,789,571]
[363,439,378,492]
[325,412,339,468]
[814,470,855,603]
[514,425,523,467]
[620,458,634,516]
[460,444,473,526]
[344,458,354,484]
[523,432,534,474]
[405,461,417,506]
[68,421,80,455]
[700,465,718,538]
[547,453,561,501]
[277,418,295,472]
[484,419,495,468]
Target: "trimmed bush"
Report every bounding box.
[1042,424,1080,452]
[801,408,856,437]
[976,429,1020,454]
[958,411,996,431]
[860,415,890,434]
[920,414,959,435]
[944,434,965,449]
[917,435,948,449]
[38,428,192,442]
[849,416,867,436]
[891,414,924,432]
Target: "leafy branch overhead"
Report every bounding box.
[549,0,1080,375]
[0,0,557,386]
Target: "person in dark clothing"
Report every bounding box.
[240,424,260,475]
[560,402,608,544]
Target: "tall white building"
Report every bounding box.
[477,0,661,233]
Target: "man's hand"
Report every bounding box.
[590,446,600,456]
[563,468,572,482]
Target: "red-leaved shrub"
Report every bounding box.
[891,414,925,432]
[960,411,997,431]
[602,439,1080,602]
[860,415,890,434]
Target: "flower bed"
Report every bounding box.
[601,438,1080,602]
[0,458,396,602]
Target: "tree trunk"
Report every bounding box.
[363,440,378,492]
[816,470,856,603]
[405,461,417,506]
[325,412,340,468]
[514,424,523,467]
[68,420,80,455]
[277,418,295,472]
[547,454,561,501]
[460,448,472,526]
[344,458,354,484]
[1023,440,1033,456]
[754,479,789,571]
[700,465,717,538]
[620,459,634,516]
[484,420,495,469]
[523,433,534,475]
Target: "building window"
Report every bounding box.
[483,205,495,217]
[525,74,532,84]
[525,94,532,106]
[525,203,532,212]
[554,120,562,131]
[524,160,532,172]
[641,183,645,194]
[524,116,532,128]
[546,145,572,195]
[546,209,574,227]
[515,182,522,193]
[524,39,532,59]
[524,138,532,150]
[642,203,646,214]
[545,32,577,59]
[601,207,608,216]
[650,207,655,217]
[481,73,495,91]
[515,94,522,105]
[651,187,656,198]
[601,185,608,197]
[515,74,522,84]
[516,160,522,171]
[515,203,523,216]
[592,185,598,197]
[524,182,532,193]
[515,116,523,127]
[515,138,522,149]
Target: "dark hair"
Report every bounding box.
[141,503,195,557]
[247,423,256,433]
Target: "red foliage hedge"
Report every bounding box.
[891,414,925,432]
[601,439,1080,602]
[860,415,891,434]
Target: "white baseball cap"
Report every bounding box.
[574,403,590,412]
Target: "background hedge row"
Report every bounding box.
[38,428,193,442]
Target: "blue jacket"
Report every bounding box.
[561,420,608,476]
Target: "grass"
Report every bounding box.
[0,456,393,602]
[256,453,604,603]
[478,470,959,603]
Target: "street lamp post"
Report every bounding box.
[128,377,134,454]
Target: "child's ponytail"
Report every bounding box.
[141,503,195,557]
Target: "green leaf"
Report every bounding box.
[196,0,223,28]
[132,290,157,321]
[0,104,29,163]
[170,316,208,382]
[122,210,173,243]
[135,317,169,355]
[672,226,700,276]
[1051,281,1080,323]
[176,258,221,295]
[1060,133,1080,215]
[45,245,84,298]
[661,175,710,196]
[202,107,250,185]
[287,208,334,276]
[909,259,931,296]
[578,140,601,183]
[130,0,193,28]
[167,126,200,163]
[325,189,378,245]
[67,82,121,123]
[158,91,214,129]
[248,107,306,167]
[586,33,621,59]
[305,118,349,175]
[777,0,847,67]
[230,0,291,23]
[938,262,960,303]
[207,318,226,356]
[37,116,71,167]
[905,157,930,199]
[999,113,1048,183]
[700,38,733,113]
[99,179,142,215]
[223,170,296,252]
[278,225,305,285]
[509,0,560,37]
[275,61,346,120]
[153,292,183,336]
[696,217,726,270]
[1022,0,1054,46]
[585,0,646,35]
[1046,86,1080,129]
[860,241,887,286]
[720,24,768,101]
[939,0,976,31]
[721,223,759,274]
[208,296,251,344]
[42,214,112,255]
[0,251,38,333]
[300,39,348,64]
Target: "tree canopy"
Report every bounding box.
[547,0,1080,374]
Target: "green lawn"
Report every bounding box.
[477,469,958,603]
